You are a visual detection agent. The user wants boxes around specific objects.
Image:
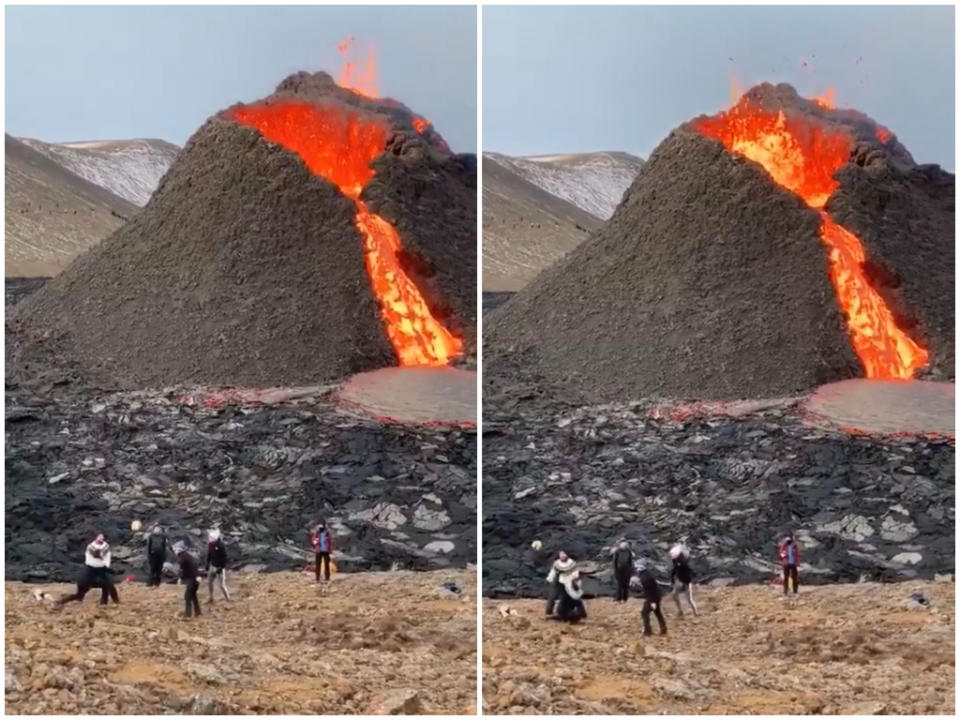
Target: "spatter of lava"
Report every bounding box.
[230,102,462,366]
[693,93,928,380]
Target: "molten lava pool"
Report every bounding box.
[693,96,928,379]
[229,102,462,367]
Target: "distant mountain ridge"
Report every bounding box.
[485,151,644,219]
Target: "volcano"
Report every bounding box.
[11,71,476,388]
[485,83,953,401]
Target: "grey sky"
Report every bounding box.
[484,5,954,169]
[6,5,476,152]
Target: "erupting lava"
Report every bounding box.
[336,35,378,98]
[693,95,928,379]
[230,102,462,366]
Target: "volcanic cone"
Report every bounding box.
[486,83,953,401]
[12,72,476,389]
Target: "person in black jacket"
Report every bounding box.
[669,543,699,617]
[205,529,231,603]
[612,539,634,602]
[145,524,168,587]
[174,542,202,618]
[636,558,667,636]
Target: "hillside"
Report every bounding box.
[6,570,476,714]
[482,156,601,292]
[483,581,954,715]
[19,137,179,206]
[486,151,644,220]
[5,135,139,278]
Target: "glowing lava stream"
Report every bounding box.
[693,98,928,379]
[230,102,462,366]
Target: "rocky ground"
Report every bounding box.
[482,581,954,715]
[6,569,476,714]
[483,384,954,596]
[6,279,476,583]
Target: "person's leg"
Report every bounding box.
[782,566,789,595]
[687,584,699,616]
[58,583,90,605]
[315,553,321,583]
[641,600,653,635]
[672,582,684,616]
[791,566,799,594]
[545,582,558,616]
[107,581,119,604]
[220,569,231,600]
[190,580,201,616]
[322,553,331,581]
[207,569,216,602]
[655,605,667,634]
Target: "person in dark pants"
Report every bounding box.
[612,539,634,602]
[669,543,699,617]
[174,542,202,618]
[778,532,801,595]
[146,524,168,587]
[552,569,587,623]
[636,558,667,636]
[545,550,576,617]
[311,520,333,582]
[56,533,119,607]
[205,529,231,603]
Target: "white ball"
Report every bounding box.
[131,520,142,532]
[531,540,543,551]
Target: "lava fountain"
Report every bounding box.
[693,91,928,379]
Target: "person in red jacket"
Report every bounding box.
[778,532,801,595]
[310,520,333,582]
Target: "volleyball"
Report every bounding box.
[531,540,543,551]
[131,520,142,532]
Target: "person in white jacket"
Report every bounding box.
[545,551,577,617]
[55,533,119,607]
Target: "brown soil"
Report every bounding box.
[6,569,476,714]
[482,581,954,715]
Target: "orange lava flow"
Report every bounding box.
[412,116,430,134]
[336,35,378,98]
[230,102,462,366]
[812,87,837,110]
[693,98,928,379]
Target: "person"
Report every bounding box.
[55,533,119,607]
[669,543,699,617]
[552,567,588,623]
[205,529,231,603]
[174,542,202,618]
[779,532,801,595]
[545,550,576,617]
[612,539,634,602]
[636,558,667,636]
[311,520,333,582]
[146,524,168,587]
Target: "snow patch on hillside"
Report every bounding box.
[485,151,644,219]
[18,138,179,206]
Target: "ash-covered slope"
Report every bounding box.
[19,137,179,206]
[487,84,953,401]
[12,72,475,389]
[482,155,600,292]
[487,151,644,219]
[5,135,138,278]
[487,130,858,401]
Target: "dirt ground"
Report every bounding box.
[482,581,954,715]
[6,569,476,714]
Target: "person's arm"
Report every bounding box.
[546,563,557,583]
[670,564,677,583]
[103,547,112,568]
